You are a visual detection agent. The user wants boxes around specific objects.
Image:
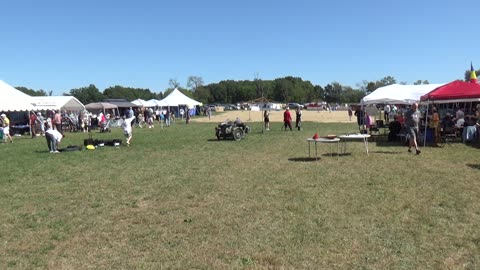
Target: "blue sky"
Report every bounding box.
[0,0,477,95]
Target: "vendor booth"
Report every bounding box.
[420,80,480,145]
[362,84,445,105]
[31,96,85,112]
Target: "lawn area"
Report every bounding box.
[1,120,479,269]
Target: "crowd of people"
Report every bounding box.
[350,103,480,154]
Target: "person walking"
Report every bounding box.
[1,113,13,143]
[121,114,136,146]
[283,107,292,131]
[405,103,421,155]
[295,107,302,131]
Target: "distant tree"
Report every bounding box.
[187,76,204,92]
[169,79,181,89]
[15,86,48,96]
[323,82,343,103]
[103,85,157,101]
[193,86,211,103]
[413,80,430,85]
[254,73,264,98]
[359,76,397,94]
[66,84,103,104]
[340,87,365,104]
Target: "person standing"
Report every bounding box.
[264,110,270,131]
[295,107,302,131]
[354,106,365,133]
[404,103,421,155]
[283,107,292,131]
[36,112,45,136]
[165,109,170,127]
[430,107,440,144]
[186,108,191,124]
[29,111,37,138]
[1,113,13,143]
[348,106,353,121]
[53,110,63,134]
[384,104,391,123]
[206,107,212,120]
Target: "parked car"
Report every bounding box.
[287,103,304,109]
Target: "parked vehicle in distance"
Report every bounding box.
[287,103,304,109]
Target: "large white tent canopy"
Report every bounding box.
[0,80,35,111]
[31,96,85,111]
[361,84,445,105]
[159,88,202,107]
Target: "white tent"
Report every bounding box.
[145,99,166,107]
[131,99,157,107]
[0,80,35,111]
[31,96,85,112]
[361,84,445,105]
[159,88,202,107]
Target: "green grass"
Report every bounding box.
[0,120,479,269]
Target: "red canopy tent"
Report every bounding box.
[419,80,480,146]
[420,80,480,103]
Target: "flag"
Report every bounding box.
[470,62,477,83]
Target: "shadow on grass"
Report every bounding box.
[375,141,405,147]
[207,138,234,142]
[369,151,402,154]
[288,157,321,162]
[467,164,480,170]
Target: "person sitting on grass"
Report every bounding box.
[45,124,63,153]
[121,114,136,146]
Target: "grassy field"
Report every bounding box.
[0,119,479,269]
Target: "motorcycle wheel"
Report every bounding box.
[233,128,244,141]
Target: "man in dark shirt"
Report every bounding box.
[404,103,421,155]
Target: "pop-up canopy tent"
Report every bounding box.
[420,80,480,103]
[362,84,445,105]
[31,96,85,112]
[0,80,35,111]
[159,88,202,107]
[419,80,480,146]
[85,102,118,111]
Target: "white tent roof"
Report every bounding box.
[146,99,165,107]
[361,84,445,105]
[159,88,202,107]
[0,80,35,111]
[132,99,157,107]
[31,96,85,111]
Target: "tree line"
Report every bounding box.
[16,69,474,106]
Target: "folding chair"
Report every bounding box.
[438,126,459,147]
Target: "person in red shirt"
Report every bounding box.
[53,110,63,134]
[283,107,292,131]
[29,111,37,138]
